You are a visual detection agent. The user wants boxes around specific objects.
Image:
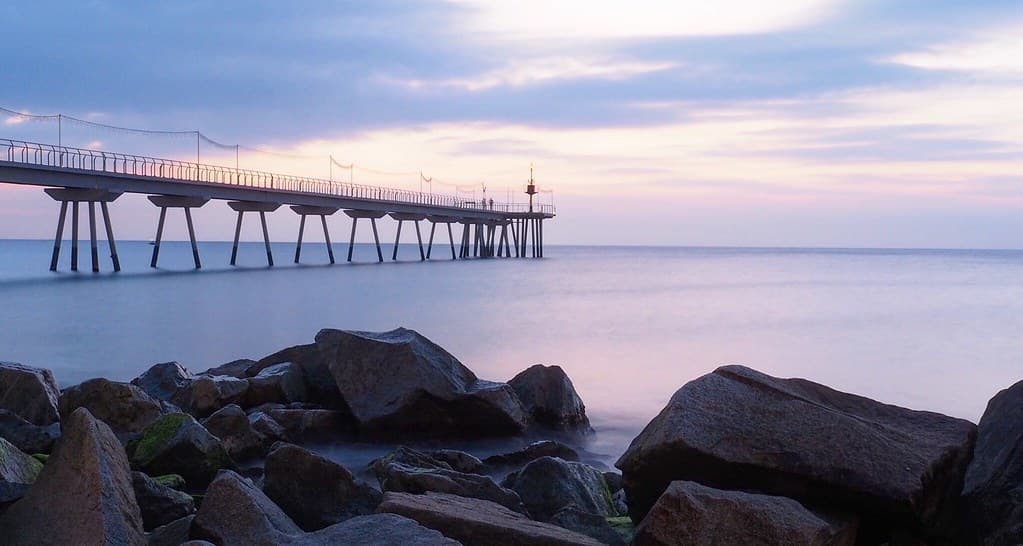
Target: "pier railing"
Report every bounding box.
[0,138,554,215]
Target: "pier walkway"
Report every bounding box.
[0,139,554,272]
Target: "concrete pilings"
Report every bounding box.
[44,188,123,272]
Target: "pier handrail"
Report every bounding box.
[0,138,555,215]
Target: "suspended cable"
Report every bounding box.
[0,106,59,121]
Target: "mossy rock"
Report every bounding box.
[30,453,49,465]
[606,516,635,542]
[0,437,43,484]
[130,412,233,487]
[151,473,186,490]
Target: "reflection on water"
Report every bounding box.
[2,240,1022,461]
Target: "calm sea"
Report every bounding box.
[2,240,1021,465]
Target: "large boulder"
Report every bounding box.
[549,507,630,546]
[0,362,60,426]
[129,412,233,488]
[0,409,60,454]
[131,471,194,530]
[962,379,1023,545]
[245,362,308,407]
[263,443,381,531]
[199,359,257,379]
[201,404,265,460]
[509,364,592,433]
[192,470,456,545]
[373,446,525,513]
[318,328,526,438]
[616,366,976,540]
[0,437,43,486]
[147,515,194,546]
[632,480,858,546]
[248,410,288,447]
[254,343,341,407]
[0,408,146,545]
[131,361,191,403]
[508,456,616,522]
[58,378,163,439]
[171,375,249,418]
[378,491,604,546]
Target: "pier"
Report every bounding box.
[0,139,554,272]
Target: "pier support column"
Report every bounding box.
[226,201,281,267]
[511,219,520,258]
[291,206,339,264]
[44,188,122,272]
[447,222,457,260]
[148,196,209,269]
[343,210,387,263]
[388,213,427,261]
[427,216,459,261]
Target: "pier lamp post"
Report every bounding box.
[526,164,538,213]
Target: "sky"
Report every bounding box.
[2,0,1023,247]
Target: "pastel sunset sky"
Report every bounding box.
[3,1,1023,247]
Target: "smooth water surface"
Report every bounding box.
[2,240,1021,463]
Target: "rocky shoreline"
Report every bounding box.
[0,327,1021,545]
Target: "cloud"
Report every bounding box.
[890,22,1023,74]
[386,57,677,92]
[449,0,847,39]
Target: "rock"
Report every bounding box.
[132,471,195,530]
[509,456,616,522]
[484,440,580,469]
[616,365,976,539]
[267,408,352,442]
[199,359,257,379]
[254,343,341,407]
[378,491,604,545]
[509,364,592,432]
[131,361,191,403]
[427,449,484,474]
[201,404,265,460]
[152,474,186,490]
[0,409,60,454]
[373,446,525,513]
[0,408,146,545]
[0,362,61,426]
[58,378,164,439]
[962,379,1023,545]
[632,480,858,546]
[171,375,249,418]
[245,362,308,407]
[193,470,456,545]
[248,410,288,446]
[146,515,194,546]
[263,443,382,531]
[0,482,29,513]
[130,412,234,488]
[550,507,629,546]
[0,437,43,486]
[318,328,526,438]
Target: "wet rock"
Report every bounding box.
[378,491,604,546]
[263,443,381,531]
[616,365,976,540]
[0,437,43,486]
[0,362,61,426]
[199,359,257,379]
[130,412,234,488]
[266,408,352,442]
[484,440,580,470]
[509,364,592,432]
[131,361,191,403]
[193,470,455,545]
[550,506,629,546]
[318,327,526,438]
[509,456,616,522]
[58,378,163,439]
[201,404,265,460]
[146,515,194,546]
[172,375,249,418]
[633,480,858,546]
[132,471,195,530]
[0,409,60,454]
[254,343,341,407]
[962,379,1023,545]
[0,408,146,545]
[373,446,525,513]
[245,362,308,407]
[248,410,288,446]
